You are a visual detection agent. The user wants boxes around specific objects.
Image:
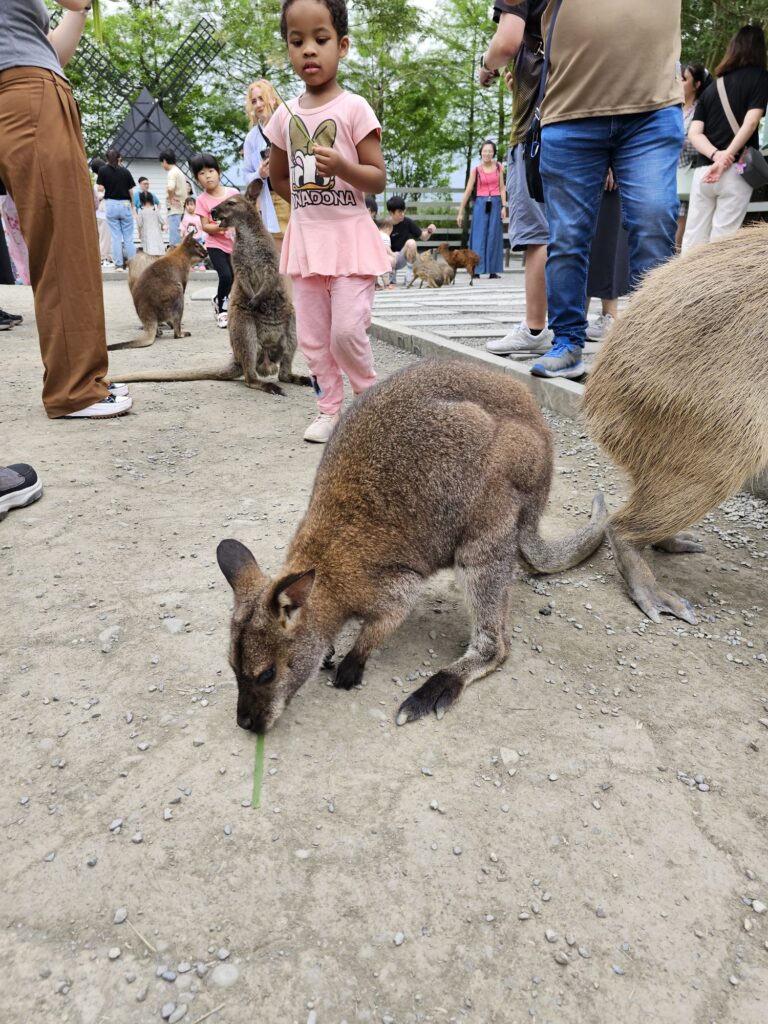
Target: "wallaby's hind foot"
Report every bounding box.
[322,645,336,669]
[653,533,705,554]
[245,378,285,396]
[396,670,463,725]
[520,491,607,574]
[608,524,698,625]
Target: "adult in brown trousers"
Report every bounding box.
[0,0,131,418]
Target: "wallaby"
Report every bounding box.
[127,251,159,297]
[109,191,310,395]
[437,242,480,284]
[584,224,768,625]
[217,360,607,734]
[430,248,456,286]
[408,251,444,289]
[109,232,208,350]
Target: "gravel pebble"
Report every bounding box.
[554,951,569,965]
[169,1007,188,1024]
[545,928,558,943]
[752,900,766,914]
[393,932,405,946]
[113,908,127,924]
[217,948,230,961]
[161,1003,176,1020]
[108,947,121,960]
[210,963,239,987]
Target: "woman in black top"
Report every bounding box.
[682,25,768,251]
[96,149,136,268]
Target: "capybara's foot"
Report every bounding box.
[653,533,705,555]
[396,670,463,725]
[608,524,698,625]
[334,650,364,690]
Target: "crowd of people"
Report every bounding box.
[1,0,768,512]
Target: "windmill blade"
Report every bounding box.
[150,17,222,109]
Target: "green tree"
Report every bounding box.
[682,0,768,68]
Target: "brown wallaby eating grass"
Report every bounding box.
[217,360,607,734]
[584,224,768,625]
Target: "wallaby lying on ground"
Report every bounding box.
[109,232,208,350]
[584,225,768,625]
[437,242,480,284]
[110,192,310,395]
[217,360,607,734]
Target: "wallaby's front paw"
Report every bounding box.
[182,330,191,337]
[334,651,364,690]
[322,645,335,670]
[396,670,463,725]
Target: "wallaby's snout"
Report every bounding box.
[216,539,323,733]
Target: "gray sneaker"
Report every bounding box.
[530,342,584,379]
[586,313,615,342]
[485,323,555,358]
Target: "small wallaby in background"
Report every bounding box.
[430,248,456,285]
[217,360,607,734]
[437,242,480,284]
[109,232,208,350]
[408,251,444,289]
[584,224,768,625]
[110,190,310,395]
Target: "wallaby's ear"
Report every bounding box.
[217,539,266,593]
[245,178,263,204]
[270,569,316,624]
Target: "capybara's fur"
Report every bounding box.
[110,192,310,394]
[584,225,768,620]
[109,232,207,350]
[217,360,606,733]
[437,242,480,284]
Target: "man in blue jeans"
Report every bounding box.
[482,1,684,379]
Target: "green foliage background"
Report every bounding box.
[58,0,768,188]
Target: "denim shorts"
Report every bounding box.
[507,144,549,249]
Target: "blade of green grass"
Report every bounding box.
[90,0,104,44]
[272,85,314,151]
[251,733,265,808]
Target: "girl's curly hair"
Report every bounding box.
[280,0,349,41]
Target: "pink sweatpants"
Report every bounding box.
[291,274,377,415]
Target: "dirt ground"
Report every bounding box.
[1,280,767,1024]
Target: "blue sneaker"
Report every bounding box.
[530,341,584,379]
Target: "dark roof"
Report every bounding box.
[110,88,194,162]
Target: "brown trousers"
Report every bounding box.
[0,67,109,417]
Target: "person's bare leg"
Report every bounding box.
[524,243,547,329]
[675,214,687,252]
[602,298,618,318]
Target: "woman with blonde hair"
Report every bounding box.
[243,79,291,247]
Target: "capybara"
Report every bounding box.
[584,225,768,624]
[217,360,607,733]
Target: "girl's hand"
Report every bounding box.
[259,158,270,178]
[457,210,463,227]
[312,145,345,179]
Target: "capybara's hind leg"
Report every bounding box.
[396,529,516,725]
[608,524,697,625]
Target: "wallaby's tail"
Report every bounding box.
[519,492,607,574]
[108,325,158,351]
[108,361,243,384]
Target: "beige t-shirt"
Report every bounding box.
[541,0,683,125]
[166,165,187,214]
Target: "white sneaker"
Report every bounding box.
[62,393,133,418]
[0,463,43,521]
[108,382,129,397]
[586,313,615,342]
[303,412,340,444]
[216,311,228,329]
[485,322,554,358]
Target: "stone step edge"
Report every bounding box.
[369,317,768,502]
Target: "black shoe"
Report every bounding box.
[0,464,43,521]
[0,308,22,326]
[489,273,501,279]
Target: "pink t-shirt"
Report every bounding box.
[194,187,239,253]
[264,91,391,278]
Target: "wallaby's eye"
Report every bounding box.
[255,666,276,686]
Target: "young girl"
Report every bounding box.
[191,153,239,328]
[265,0,389,443]
[180,195,204,243]
[136,190,166,256]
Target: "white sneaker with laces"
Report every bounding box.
[303,412,340,444]
[216,311,228,329]
[108,382,129,397]
[62,393,133,418]
[586,313,615,342]
[485,322,554,358]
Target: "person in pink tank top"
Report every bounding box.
[265,0,389,444]
[457,140,506,279]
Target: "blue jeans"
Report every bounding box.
[540,105,683,349]
[105,198,135,267]
[167,212,182,246]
